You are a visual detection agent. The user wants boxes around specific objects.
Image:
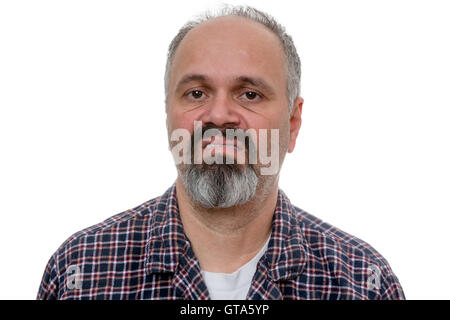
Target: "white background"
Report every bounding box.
[0,0,449,300]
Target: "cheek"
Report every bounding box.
[264,120,290,157]
[250,105,288,128]
[167,109,196,135]
[279,125,290,153]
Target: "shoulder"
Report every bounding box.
[58,196,159,252]
[36,194,162,299]
[292,205,383,260]
[290,205,405,299]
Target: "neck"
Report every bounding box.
[176,176,279,273]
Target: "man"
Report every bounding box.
[37,5,405,300]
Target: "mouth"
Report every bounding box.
[201,135,244,152]
[203,143,240,151]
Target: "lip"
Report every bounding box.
[201,135,244,151]
[203,144,240,152]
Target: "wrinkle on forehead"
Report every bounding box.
[169,16,287,96]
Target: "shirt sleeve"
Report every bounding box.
[36,253,60,300]
[379,271,406,300]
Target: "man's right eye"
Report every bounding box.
[187,90,205,99]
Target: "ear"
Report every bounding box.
[288,97,303,153]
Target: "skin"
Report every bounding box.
[166,16,303,273]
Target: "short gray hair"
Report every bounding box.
[164,5,301,113]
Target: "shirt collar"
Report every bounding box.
[145,183,308,281]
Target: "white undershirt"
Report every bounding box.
[201,236,271,300]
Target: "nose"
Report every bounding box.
[199,91,240,128]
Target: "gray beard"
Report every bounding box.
[180,163,258,208]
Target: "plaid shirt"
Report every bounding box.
[37,184,405,300]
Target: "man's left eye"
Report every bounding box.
[241,91,260,101]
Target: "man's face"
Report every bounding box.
[166,16,302,208]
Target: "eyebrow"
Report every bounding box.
[176,74,209,89]
[175,73,276,96]
[234,76,275,96]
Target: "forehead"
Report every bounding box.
[169,16,286,89]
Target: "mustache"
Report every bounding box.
[191,124,256,152]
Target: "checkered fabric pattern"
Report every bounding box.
[37,184,405,299]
